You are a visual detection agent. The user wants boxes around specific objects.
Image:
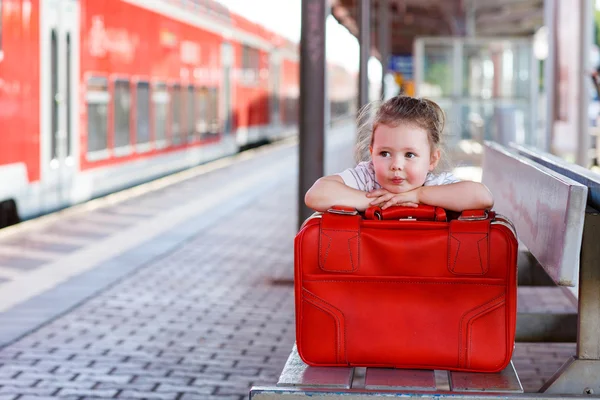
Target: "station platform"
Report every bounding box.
[0,122,577,398]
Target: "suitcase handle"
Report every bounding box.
[364,205,447,221]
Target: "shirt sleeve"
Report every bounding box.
[336,161,377,191]
[423,172,461,186]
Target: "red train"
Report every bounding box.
[0,0,313,226]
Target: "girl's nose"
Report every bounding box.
[391,158,403,171]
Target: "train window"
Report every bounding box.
[114,80,131,150]
[195,87,208,138]
[136,81,151,146]
[208,87,219,135]
[171,84,182,145]
[152,83,169,147]
[86,77,109,153]
[242,45,259,84]
[186,85,195,141]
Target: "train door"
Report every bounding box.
[40,0,79,212]
[221,42,233,135]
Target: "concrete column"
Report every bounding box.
[378,0,389,100]
[358,0,370,109]
[465,0,476,37]
[298,0,326,227]
[575,0,592,167]
[544,0,556,152]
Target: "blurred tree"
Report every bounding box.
[425,62,452,96]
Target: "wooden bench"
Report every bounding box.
[250,142,599,399]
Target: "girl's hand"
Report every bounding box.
[367,188,421,210]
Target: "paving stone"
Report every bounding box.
[0,378,38,387]
[55,388,119,397]
[155,383,215,395]
[95,381,157,392]
[74,373,134,384]
[110,367,168,378]
[18,396,63,400]
[180,395,241,400]
[33,380,97,390]
[216,384,254,396]
[117,390,179,399]
[131,375,191,386]
[0,387,57,396]
[52,365,113,375]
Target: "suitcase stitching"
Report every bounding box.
[302,297,340,363]
[303,292,341,361]
[319,230,360,272]
[459,294,506,366]
[303,289,347,364]
[476,235,489,274]
[458,293,506,368]
[467,300,506,369]
[448,232,489,275]
[448,236,461,273]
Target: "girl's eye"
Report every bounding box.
[405,152,416,159]
[379,151,391,158]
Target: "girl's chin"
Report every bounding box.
[382,185,412,194]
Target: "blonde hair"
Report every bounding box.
[355,96,446,164]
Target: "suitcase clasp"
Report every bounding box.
[374,212,415,221]
[458,210,488,221]
[327,208,359,216]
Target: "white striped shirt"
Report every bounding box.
[337,161,460,192]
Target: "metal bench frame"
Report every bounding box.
[509,144,600,395]
[250,142,600,399]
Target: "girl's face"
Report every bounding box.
[370,123,440,194]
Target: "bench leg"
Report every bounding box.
[542,212,600,395]
[540,357,600,395]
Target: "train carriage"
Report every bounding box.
[0,0,300,225]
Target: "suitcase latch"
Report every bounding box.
[327,208,359,216]
[458,210,488,221]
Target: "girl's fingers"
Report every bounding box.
[369,194,392,205]
[381,200,418,210]
[381,199,397,210]
[367,189,388,198]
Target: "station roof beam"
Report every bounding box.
[330,0,544,58]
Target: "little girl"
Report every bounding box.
[305,95,494,212]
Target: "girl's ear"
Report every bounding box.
[369,146,373,155]
[429,149,441,171]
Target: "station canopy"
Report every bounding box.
[330,0,544,56]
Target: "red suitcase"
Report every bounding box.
[294,205,518,372]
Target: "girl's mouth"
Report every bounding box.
[391,178,405,184]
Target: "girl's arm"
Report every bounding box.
[368,181,494,212]
[417,181,494,211]
[305,175,372,212]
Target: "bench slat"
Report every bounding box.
[364,368,436,390]
[449,361,523,392]
[513,144,600,211]
[482,142,587,287]
[277,345,353,388]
